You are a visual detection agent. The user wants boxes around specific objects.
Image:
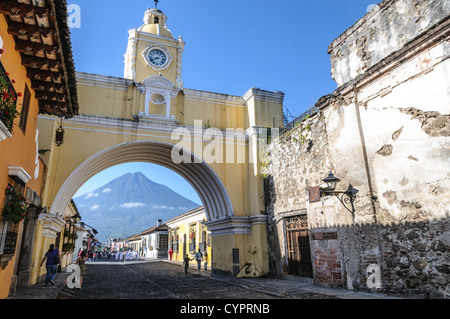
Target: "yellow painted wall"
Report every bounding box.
[169,220,212,269]
[30,215,66,285]
[134,35,179,85]
[36,7,284,277]
[37,77,281,275]
[0,15,46,298]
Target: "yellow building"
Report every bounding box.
[37,5,283,276]
[166,207,212,270]
[0,0,78,298]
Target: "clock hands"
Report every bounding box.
[149,50,166,66]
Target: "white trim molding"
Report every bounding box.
[243,88,285,105]
[39,213,66,239]
[8,166,32,185]
[205,215,268,237]
[0,120,12,141]
[142,75,179,118]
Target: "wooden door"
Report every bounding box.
[286,215,313,278]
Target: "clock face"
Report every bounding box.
[148,49,167,66]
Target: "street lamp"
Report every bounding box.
[55,117,65,147]
[320,172,359,214]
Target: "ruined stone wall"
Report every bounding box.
[328,0,450,86]
[264,112,333,279]
[265,0,450,298]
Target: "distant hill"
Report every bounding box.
[72,172,199,243]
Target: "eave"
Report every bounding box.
[1,0,78,118]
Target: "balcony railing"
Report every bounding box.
[280,106,319,135]
[0,60,19,136]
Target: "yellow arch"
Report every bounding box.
[49,140,234,222]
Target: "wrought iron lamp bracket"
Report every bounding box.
[320,184,358,215]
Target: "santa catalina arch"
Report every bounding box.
[38,7,284,275]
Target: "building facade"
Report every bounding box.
[166,207,212,270]
[141,220,169,259]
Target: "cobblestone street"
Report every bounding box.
[72,260,270,299]
[69,260,337,300]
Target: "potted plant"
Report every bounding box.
[0,56,21,133]
[3,185,29,224]
[62,242,75,252]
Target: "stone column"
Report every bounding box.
[17,206,41,288]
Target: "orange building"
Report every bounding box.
[0,0,78,298]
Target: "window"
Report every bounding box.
[19,84,31,133]
[159,234,168,250]
[154,17,159,24]
[0,183,23,256]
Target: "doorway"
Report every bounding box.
[285,215,313,278]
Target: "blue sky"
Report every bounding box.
[74,163,202,205]
[69,0,380,203]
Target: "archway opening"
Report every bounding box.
[50,140,234,221]
[49,140,234,264]
[72,162,202,243]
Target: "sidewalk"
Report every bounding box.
[7,271,71,299]
[163,260,402,299]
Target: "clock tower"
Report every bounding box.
[124,3,184,121]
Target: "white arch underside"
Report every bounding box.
[49,140,234,222]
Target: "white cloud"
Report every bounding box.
[120,202,148,209]
[101,188,112,193]
[90,205,99,210]
[152,205,175,210]
[85,192,99,199]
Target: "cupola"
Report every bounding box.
[139,7,173,38]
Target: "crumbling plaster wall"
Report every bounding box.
[328,0,450,86]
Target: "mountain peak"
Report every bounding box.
[73,172,199,242]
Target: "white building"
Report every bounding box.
[141,219,169,259]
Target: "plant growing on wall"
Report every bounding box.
[3,185,29,224]
[0,57,22,133]
[62,242,75,252]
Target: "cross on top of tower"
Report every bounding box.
[154,0,159,9]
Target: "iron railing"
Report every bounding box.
[280,106,319,134]
[0,60,18,133]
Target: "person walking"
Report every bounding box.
[76,251,87,288]
[194,248,203,271]
[168,246,173,261]
[40,244,60,286]
[203,251,209,271]
[183,254,193,273]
